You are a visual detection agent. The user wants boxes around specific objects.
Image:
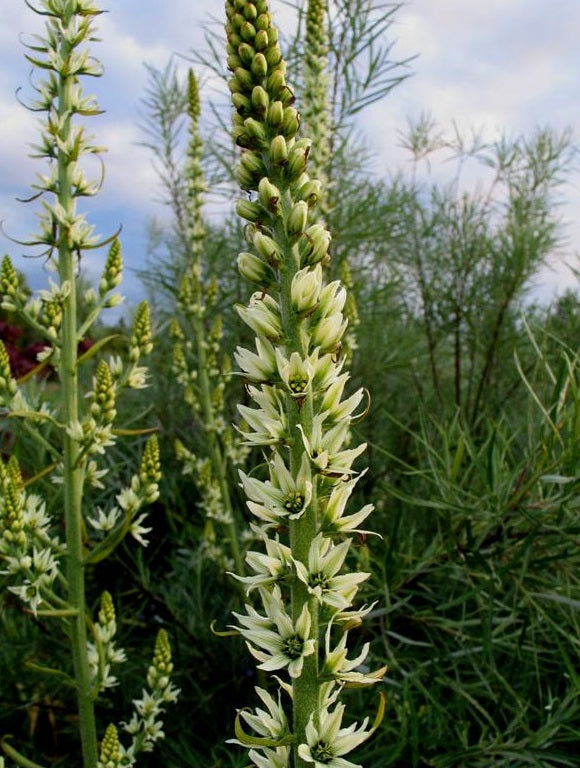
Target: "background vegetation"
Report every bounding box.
[1,1,578,766]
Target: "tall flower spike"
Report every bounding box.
[225,2,384,767]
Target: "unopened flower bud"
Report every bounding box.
[232,92,251,114]
[243,2,258,20]
[236,199,264,223]
[255,28,269,50]
[251,85,269,114]
[130,301,153,360]
[240,21,257,42]
[267,100,284,128]
[267,69,286,97]
[244,117,267,143]
[258,177,281,213]
[238,42,255,66]
[299,224,331,266]
[237,251,273,284]
[253,231,282,266]
[291,264,322,313]
[296,179,322,208]
[287,200,309,238]
[256,13,270,30]
[99,238,123,296]
[270,135,288,165]
[281,106,300,138]
[251,52,268,78]
[234,66,254,92]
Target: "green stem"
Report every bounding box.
[277,197,320,767]
[56,11,98,767]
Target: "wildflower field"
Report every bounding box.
[0,2,578,767]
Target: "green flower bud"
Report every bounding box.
[0,255,20,300]
[99,238,123,296]
[295,179,322,208]
[285,139,312,181]
[258,176,281,213]
[131,300,153,360]
[240,21,257,42]
[238,251,274,284]
[98,590,116,627]
[243,2,258,20]
[244,117,267,143]
[287,200,309,238]
[232,92,251,114]
[251,84,269,115]
[91,360,116,424]
[234,66,254,92]
[251,52,268,78]
[238,42,255,66]
[281,106,300,138]
[267,68,286,97]
[253,231,282,266]
[236,199,264,223]
[99,723,122,768]
[256,12,270,30]
[299,223,331,266]
[270,134,288,165]
[227,52,242,71]
[0,340,17,398]
[265,44,282,69]
[267,100,284,127]
[255,28,269,51]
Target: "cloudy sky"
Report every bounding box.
[0,0,578,310]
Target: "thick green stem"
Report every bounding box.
[277,201,320,767]
[57,17,98,768]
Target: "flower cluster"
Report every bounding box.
[88,591,127,692]
[96,631,179,768]
[225,1,385,765]
[0,2,175,765]
[0,455,62,616]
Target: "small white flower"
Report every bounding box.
[297,702,373,768]
[232,587,315,678]
[294,534,368,609]
[130,513,152,547]
[88,506,121,532]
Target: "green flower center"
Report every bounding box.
[282,634,304,659]
[312,741,333,762]
[309,571,330,590]
[288,373,308,393]
[283,490,304,514]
